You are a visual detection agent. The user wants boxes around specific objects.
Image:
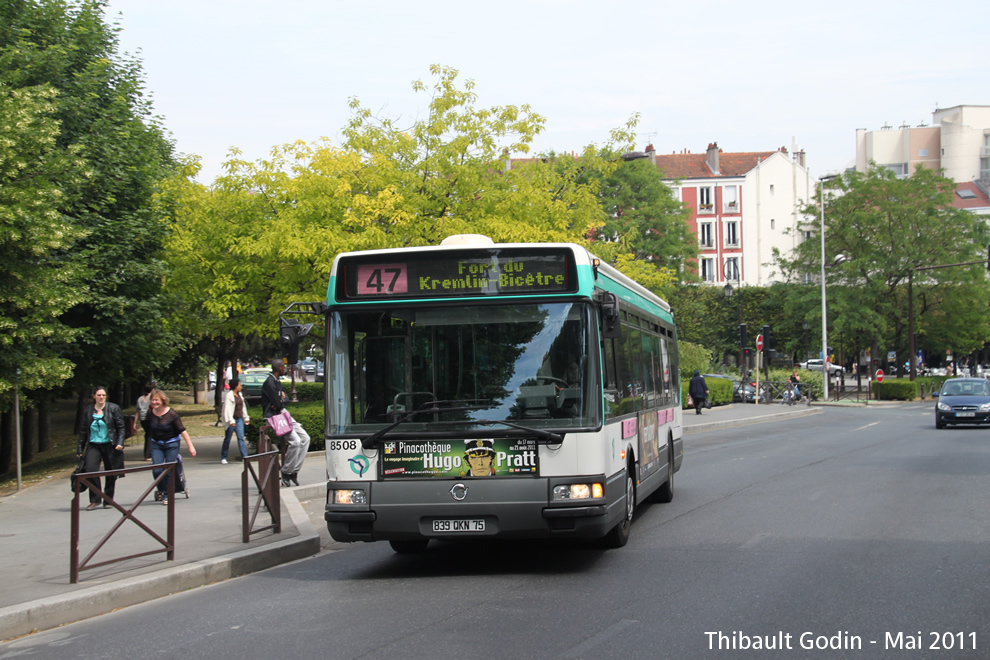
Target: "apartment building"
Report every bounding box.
[855,104,990,184]
[645,141,817,287]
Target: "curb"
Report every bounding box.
[684,407,822,435]
[0,484,323,641]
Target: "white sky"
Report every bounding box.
[105,0,985,184]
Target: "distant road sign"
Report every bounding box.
[876,369,884,382]
[756,334,763,351]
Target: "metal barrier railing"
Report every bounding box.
[242,447,281,542]
[70,462,177,584]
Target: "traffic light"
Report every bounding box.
[738,323,747,350]
[761,325,771,352]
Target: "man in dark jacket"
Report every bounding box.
[261,359,311,487]
[688,370,709,415]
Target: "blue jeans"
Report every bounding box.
[151,441,180,496]
[221,418,247,460]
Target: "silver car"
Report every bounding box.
[800,358,844,376]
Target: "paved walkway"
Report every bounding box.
[1,401,836,640]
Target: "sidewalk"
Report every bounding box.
[1,401,833,641]
[682,400,824,434]
[0,435,324,641]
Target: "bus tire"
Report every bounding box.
[650,438,675,504]
[602,468,634,548]
[389,539,429,554]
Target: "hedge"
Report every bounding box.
[679,377,732,408]
[873,377,950,401]
[246,401,325,451]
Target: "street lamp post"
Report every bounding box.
[820,174,838,401]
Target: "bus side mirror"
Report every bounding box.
[595,291,621,339]
[280,318,313,365]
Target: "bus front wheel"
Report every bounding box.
[603,469,634,548]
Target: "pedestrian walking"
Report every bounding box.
[147,389,197,505]
[220,377,250,464]
[136,381,154,462]
[77,386,126,510]
[688,370,709,415]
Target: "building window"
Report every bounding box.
[723,185,738,212]
[918,148,929,157]
[699,187,714,212]
[699,222,713,248]
[724,257,739,282]
[701,258,714,282]
[981,157,990,179]
[883,163,908,178]
[769,184,775,195]
[725,221,738,246]
[771,218,776,230]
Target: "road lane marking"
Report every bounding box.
[563,619,638,657]
[854,421,880,431]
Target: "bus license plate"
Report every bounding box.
[957,412,975,417]
[432,519,485,533]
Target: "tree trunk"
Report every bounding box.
[21,407,36,463]
[0,410,11,475]
[74,391,87,436]
[38,395,52,453]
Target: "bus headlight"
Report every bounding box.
[331,488,367,505]
[552,483,604,500]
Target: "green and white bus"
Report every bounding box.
[285,234,682,552]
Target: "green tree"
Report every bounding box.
[1,0,180,400]
[0,81,85,401]
[775,166,990,373]
[581,157,697,273]
[164,66,641,376]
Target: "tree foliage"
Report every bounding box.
[165,66,652,357]
[0,80,85,401]
[775,165,990,368]
[1,0,180,397]
[581,157,697,275]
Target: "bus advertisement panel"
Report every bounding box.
[381,437,538,479]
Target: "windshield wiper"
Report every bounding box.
[475,419,564,444]
[361,399,494,449]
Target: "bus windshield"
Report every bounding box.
[328,302,596,435]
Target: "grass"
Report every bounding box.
[0,391,224,497]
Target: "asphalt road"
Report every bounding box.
[5,402,989,659]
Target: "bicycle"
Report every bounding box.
[781,383,801,406]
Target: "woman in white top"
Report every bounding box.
[220,377,251,464]
[136,381,154,461]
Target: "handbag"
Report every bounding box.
[71,457,88,494]
[266,409,294,437]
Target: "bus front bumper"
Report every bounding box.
[325,475,619,543]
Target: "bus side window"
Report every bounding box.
[603,338,619,419]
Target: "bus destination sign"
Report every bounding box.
[338,250,575,300]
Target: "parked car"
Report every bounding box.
[800,358,844,376]
[300,358,318,375]
[239,371,268,402]
[934,377,990,428]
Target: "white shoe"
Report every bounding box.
[220,459,228,465]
